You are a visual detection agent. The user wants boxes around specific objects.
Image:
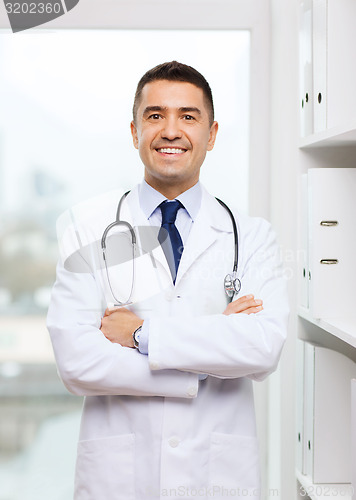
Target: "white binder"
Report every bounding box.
[299,0,313,136]
[303,341,315,477]
[312,0,327,132]
[296,340,305,473]
[327,0,356,129]
[304,342,356,483]
[299,174,309,309]
[308,168,356,319]
[300,0,356,135]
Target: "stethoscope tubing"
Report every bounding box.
[215,197,238,274]
[101,191,240,305]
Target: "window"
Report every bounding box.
[0,29,250,499]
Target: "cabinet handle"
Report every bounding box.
[320,220,338,226]
[320,259,338,265]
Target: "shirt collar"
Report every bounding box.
[139,180,202,222]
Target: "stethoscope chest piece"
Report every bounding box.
[224,272,241,298]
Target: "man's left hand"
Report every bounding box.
[100,307,143,348]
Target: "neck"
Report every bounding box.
[144,178,199,200]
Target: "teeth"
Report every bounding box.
[157,148,185,154]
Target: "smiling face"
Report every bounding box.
[130,80,218,198]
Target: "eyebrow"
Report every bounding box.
[142,106,202,116]
[179,107,202,115]
[143,106,166,116]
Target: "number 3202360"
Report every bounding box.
[5,3,62,14]
[300,484,354,497]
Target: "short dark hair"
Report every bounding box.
[133,61,215,125]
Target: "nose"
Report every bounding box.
[161,116,182,141]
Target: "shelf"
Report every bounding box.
[296,470,353,500]
[298,307,356,349]
[299,121,356,148]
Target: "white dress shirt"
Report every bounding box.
[137,180,202,355]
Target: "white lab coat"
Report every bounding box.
[47,184,289,500]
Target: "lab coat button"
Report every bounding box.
[168,436,181,448]
[187,386,197,397]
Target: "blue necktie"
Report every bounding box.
[158,200,184,284]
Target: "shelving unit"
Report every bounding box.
[297,1,356,498]
[298,308,356,350]
[300,123,356,148]
[296,470,353,500]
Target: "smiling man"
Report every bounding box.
[47,61,289,500]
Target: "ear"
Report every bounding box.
[207,121,219,151]
[130,121,139,149]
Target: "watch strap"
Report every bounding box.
[132,325,142,349]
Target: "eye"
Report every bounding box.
[183,115,195,121]
[148,113,162,120]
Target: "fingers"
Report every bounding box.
[100,316,108,334]
[223,294,263,316]
[104,306,127,317]
[239,304,263,315]
[101,307,125,332]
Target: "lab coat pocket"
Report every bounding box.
[208,432,260,495]
[75,433,135,500]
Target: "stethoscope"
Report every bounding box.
[101,191,241,306]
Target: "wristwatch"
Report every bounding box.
[132,325,142,349]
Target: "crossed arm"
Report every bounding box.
[100,294,264,349]
[48,215,288,394]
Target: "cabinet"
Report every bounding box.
[297,1,356,499]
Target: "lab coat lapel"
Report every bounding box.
[176,187,233,286]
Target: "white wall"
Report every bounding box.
[269,0,299,498]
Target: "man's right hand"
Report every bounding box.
[223,294,263,316]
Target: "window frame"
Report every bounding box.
[0,0,271,217]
